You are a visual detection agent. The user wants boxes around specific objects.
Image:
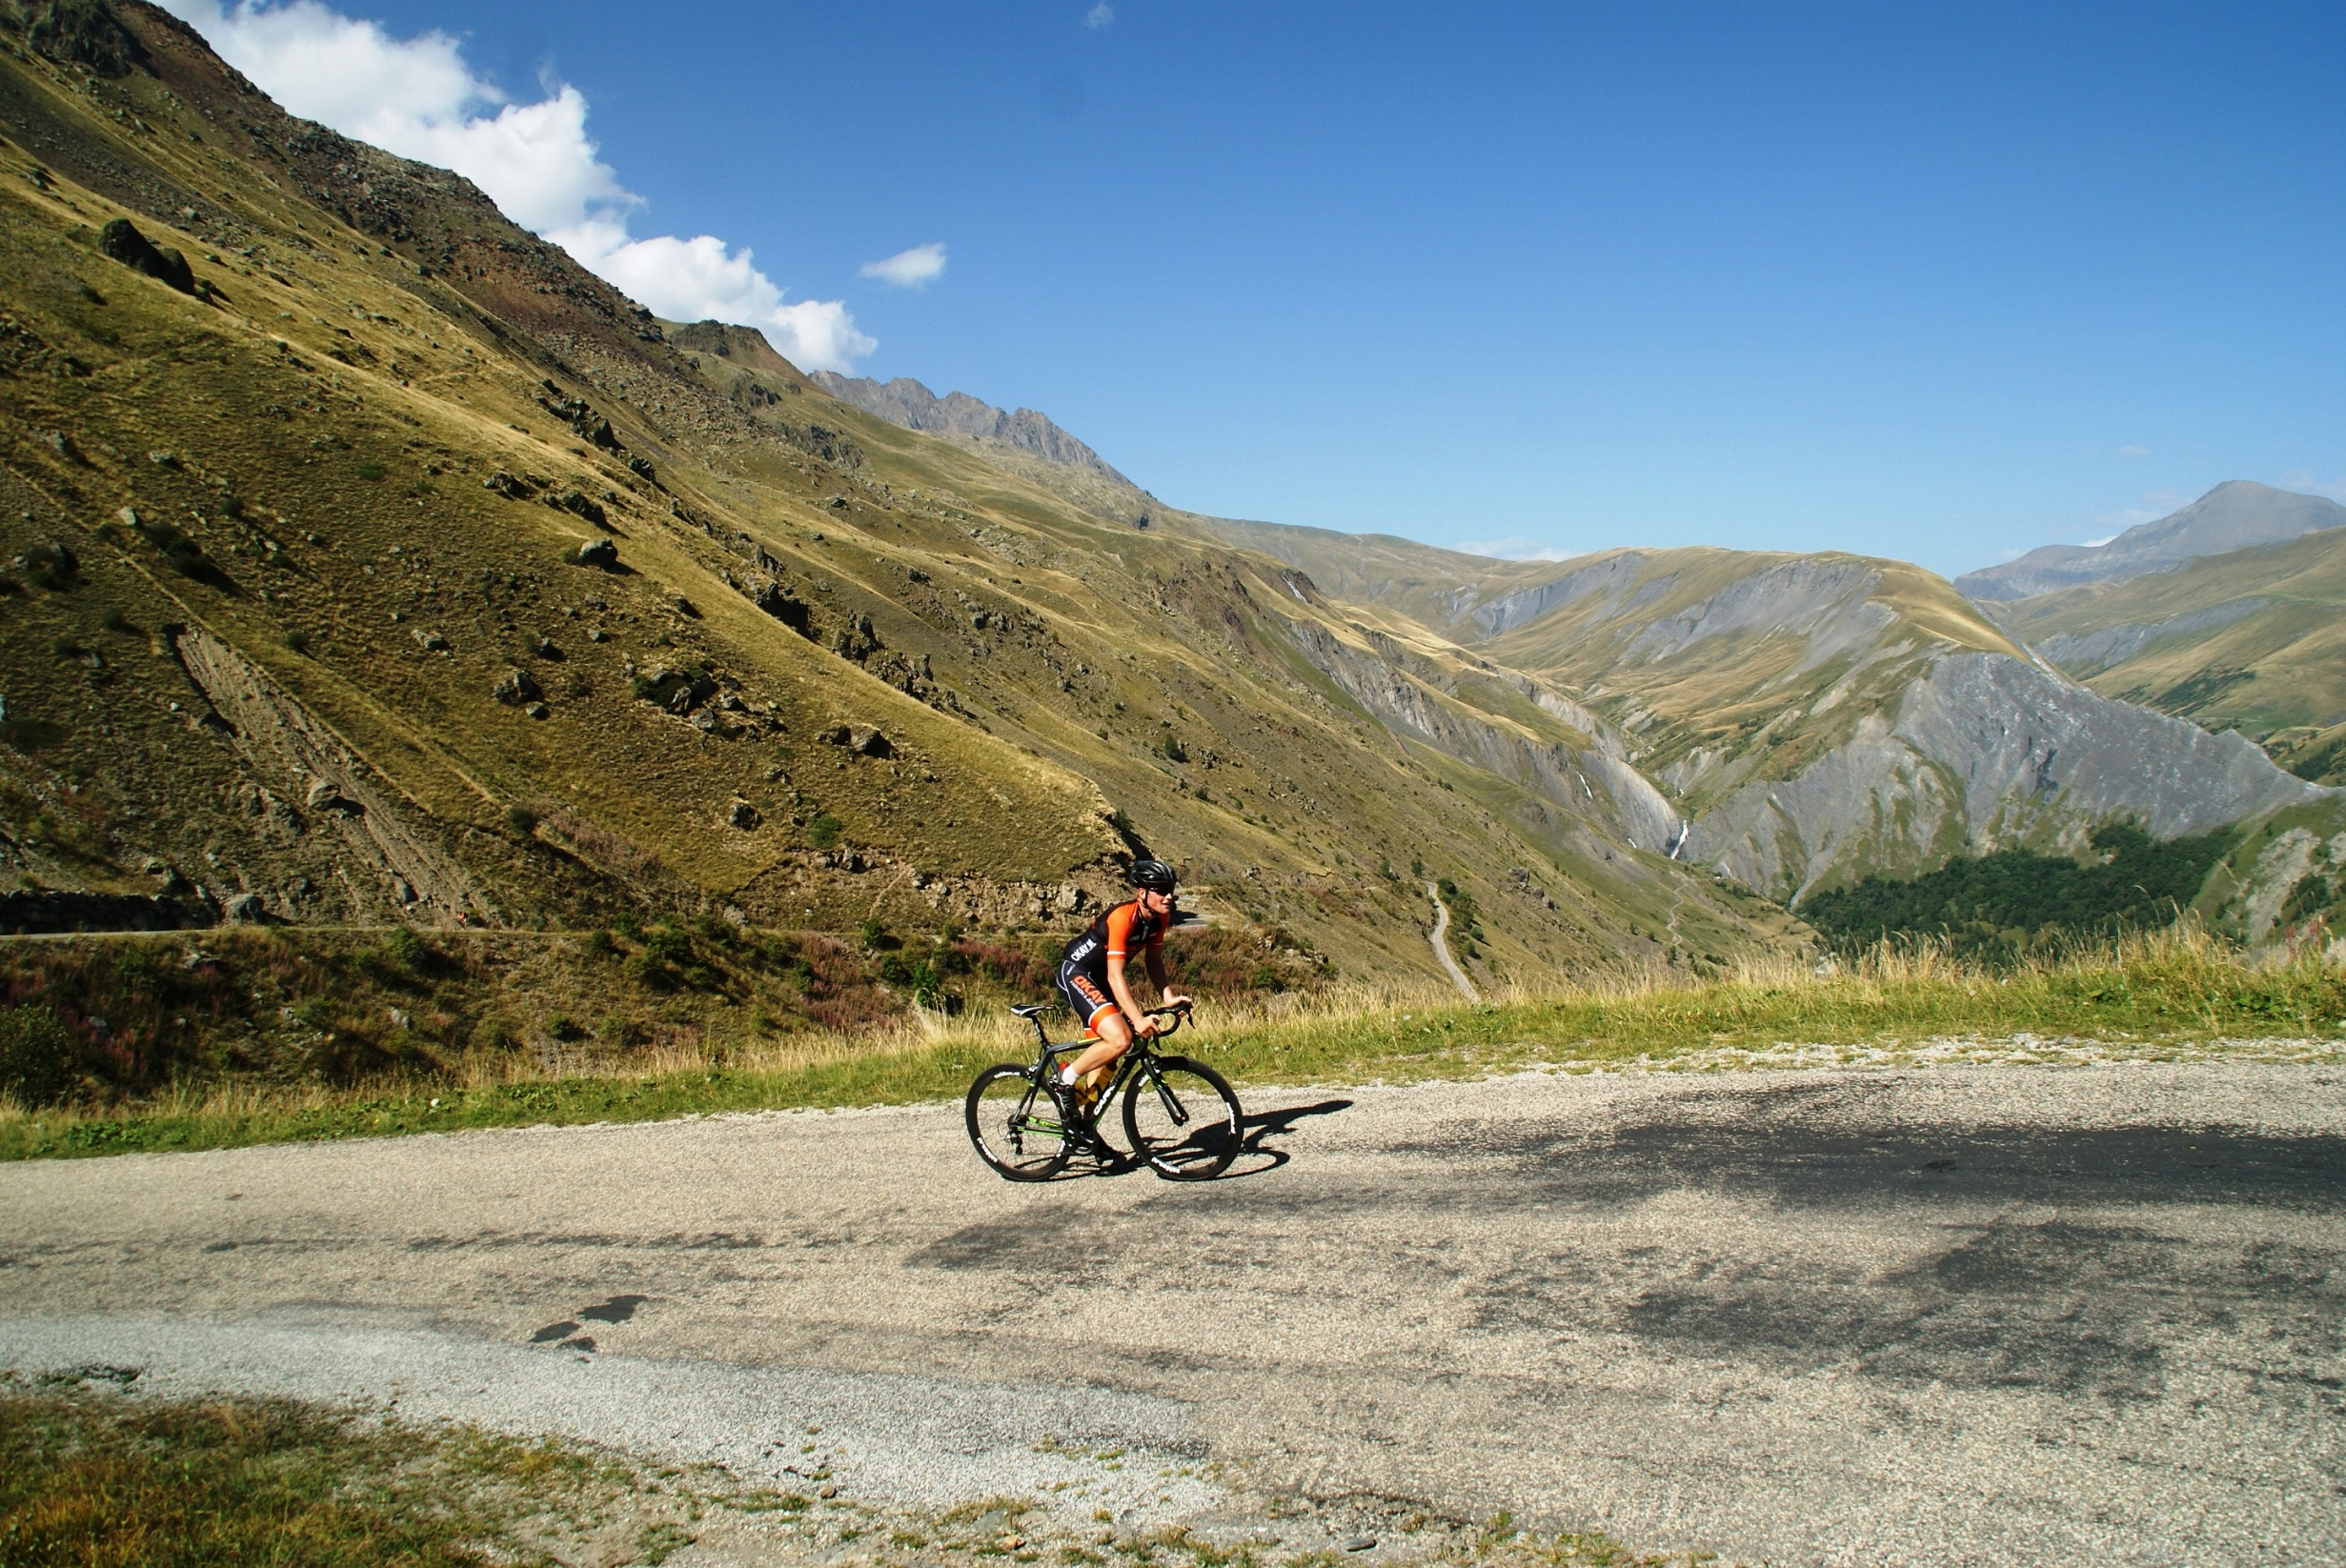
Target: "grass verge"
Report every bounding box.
[4,929,2342,1162]
[0,1377,657,1567]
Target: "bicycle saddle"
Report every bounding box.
[1009,1002,1060,1018]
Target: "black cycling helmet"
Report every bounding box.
[1130,858,1178,894]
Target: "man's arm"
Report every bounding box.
[1106,953,1155,1035]
[1145,947,1190,1013]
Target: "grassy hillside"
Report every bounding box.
[1991,525,2346,783]
[0,0,1799,1003]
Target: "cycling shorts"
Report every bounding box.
[1057,964,1119,1036]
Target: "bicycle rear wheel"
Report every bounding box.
[966,1065,1073,1181]
[1122,1055,1243,1180]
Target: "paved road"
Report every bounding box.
[4,1062,2343,1564]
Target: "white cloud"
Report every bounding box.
[2277,471,2346,504]
[562,224,875,368]
[859,243,948,289]
[1084,3,1115,28]
[2081,533,2118,548]
[1457,535,1576,562]
[158,0,873,370]
[2117,443,2151,458]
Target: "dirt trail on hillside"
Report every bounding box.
[4,1063,2342,1565]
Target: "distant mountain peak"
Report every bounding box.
[809,372,1134,487]
[1957,480,2346,601]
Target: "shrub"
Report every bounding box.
[1164,926,1325,999]
[385,926,428,972]
[0,1005,78,1106]
[950,936,1052,995]
[806,813,843,850]
[282,630,310,653]
[505,804,538,836]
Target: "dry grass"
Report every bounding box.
[5,926,2339,1161]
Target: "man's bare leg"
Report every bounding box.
[1064,1012,1135,1102]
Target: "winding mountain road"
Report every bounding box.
[1424,880,1478,999]
[4,1062,2343,1565]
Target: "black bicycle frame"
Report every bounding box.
[1012,1005,1187,1139]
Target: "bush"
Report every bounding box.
[1163,926,1325,999]
[0,1005,77,1106]
[505,804,538,836]
[951,936,1052,995]
[282,630,310,653]
[806,813,842,851]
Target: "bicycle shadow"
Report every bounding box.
[1069,1096,1353,1183]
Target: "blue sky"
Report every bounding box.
[170,2,2346,577]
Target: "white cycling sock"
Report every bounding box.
[1061,1065,1079,1086]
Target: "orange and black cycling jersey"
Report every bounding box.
[1059,899,1166,987]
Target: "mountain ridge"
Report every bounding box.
[1956,481,2346,601]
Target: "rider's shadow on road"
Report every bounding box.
[1221,1097,1352,1178]
[1062,1097,1351,1182]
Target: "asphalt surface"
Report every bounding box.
[3,1061,2343,1565]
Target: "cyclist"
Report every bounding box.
[1055,859,1191,1112]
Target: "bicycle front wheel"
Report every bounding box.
[966,1065,1072,1181]
[1122,1055,1243,1180]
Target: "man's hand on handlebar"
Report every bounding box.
[1138,996,1193,1038]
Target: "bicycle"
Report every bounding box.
[964,1001,1243,1182]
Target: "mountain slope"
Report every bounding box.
[807,368,1156,530]
[1189,524,2329,901]
[0,0,1801,987]
[1954,481,2346,601]
[1991,523,2346,785]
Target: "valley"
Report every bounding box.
[2,6,2345,1564]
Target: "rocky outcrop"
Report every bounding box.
[1685,652,2331,898]
[808,372,1134,484]
[96,216,193,294]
